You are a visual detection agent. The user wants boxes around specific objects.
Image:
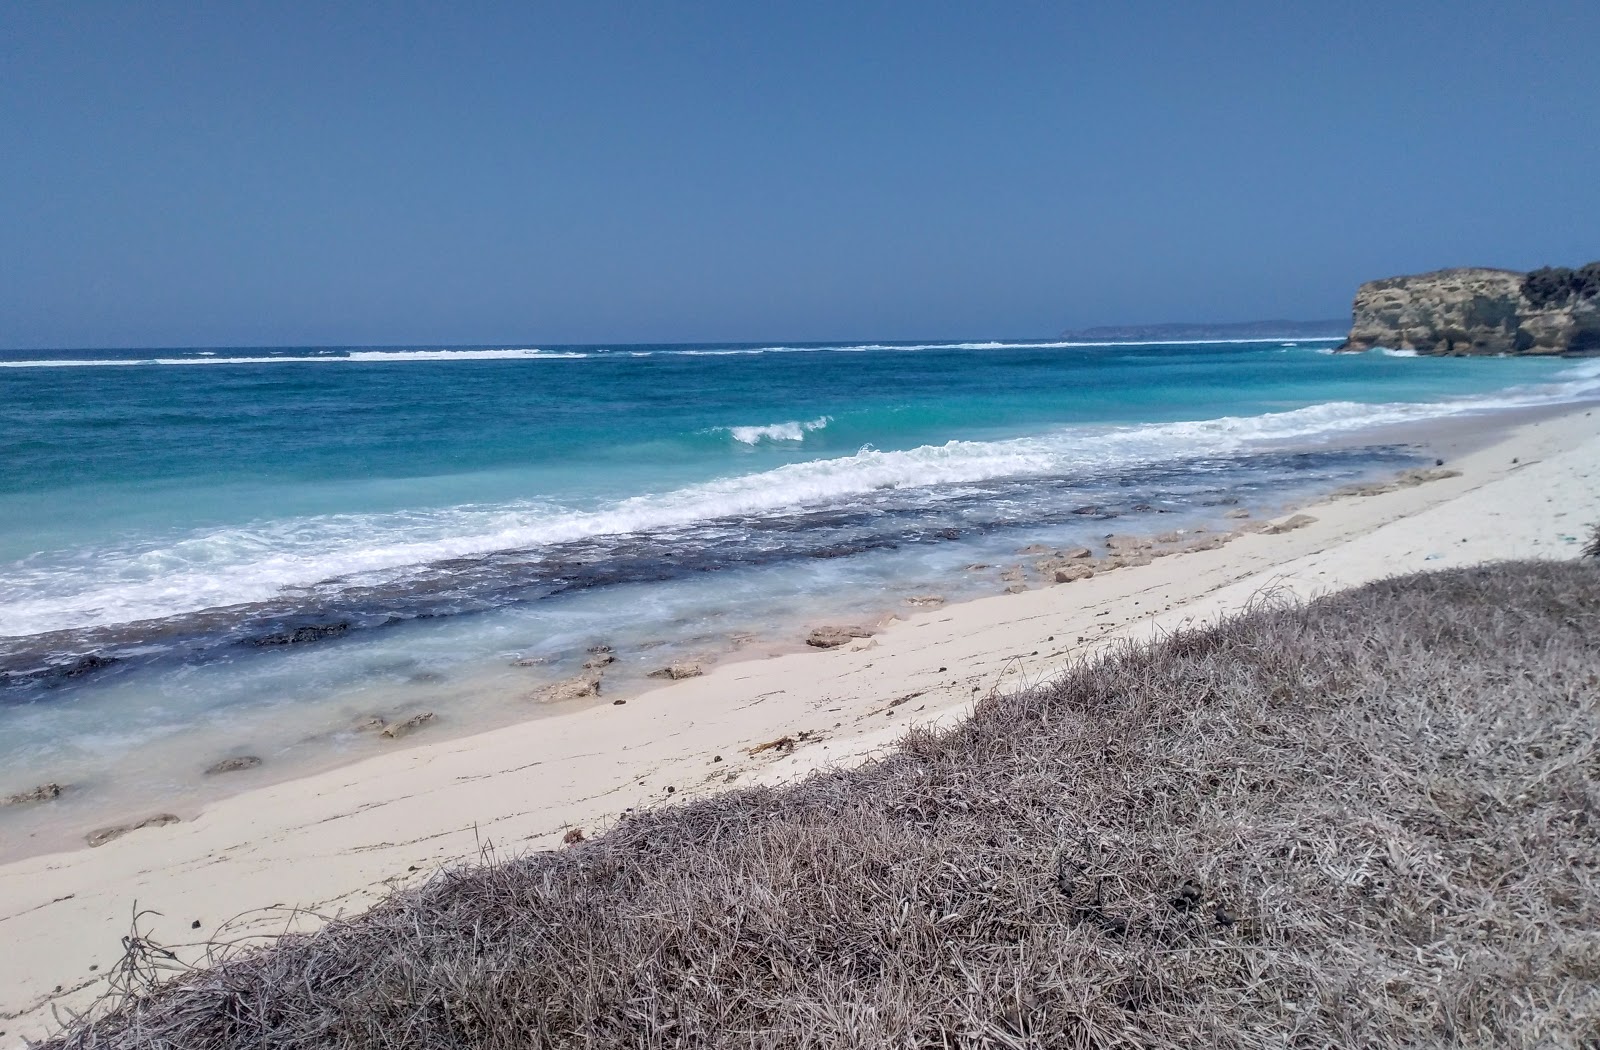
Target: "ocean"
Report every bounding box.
[2,338,1596,850]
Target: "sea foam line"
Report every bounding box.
[3,366,1597,639]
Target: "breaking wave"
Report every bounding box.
[722,416,832,444]
[4,362,1597,640]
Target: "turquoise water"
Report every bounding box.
[0,338,1595,837]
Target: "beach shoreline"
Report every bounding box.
[2,401,1598,1045]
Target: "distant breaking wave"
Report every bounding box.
[722,416,832,444]
[0,337,1348,368]
[0,348,584,367]
[4,361,1597,640]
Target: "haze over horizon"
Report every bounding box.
[3,1,1597,350]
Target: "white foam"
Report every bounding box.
[0,348,584,367]
[5,365,1598,639]
[723,416,831,444]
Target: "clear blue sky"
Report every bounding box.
[2,1,1596,349]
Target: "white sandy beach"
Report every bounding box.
[2,404,1597,1046]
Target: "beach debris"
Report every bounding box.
[380,712,436,739]
[749,735,796,756]
[1053,564,1095,584]
[2,782,63,807]
[806,625,875,648]
[648,663,704,680]
[562,828,585,846]
[203,756,261,776]
[903,594,946,607]
[1265,513,1319,535]
[86,814,180,848]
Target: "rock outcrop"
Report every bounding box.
[1337,264,1600,355]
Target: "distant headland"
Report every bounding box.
[1336,262,1600,356]
[1060,319,1347,342]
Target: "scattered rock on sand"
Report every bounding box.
[1224,508,1252,519]
[806,625,875,649]
[1156,531,1184,544]
[2,783,62,807]
[582,652,616,670]
[1183,535,1228,552]
[510,656,548,667]
[648,663,704,680]
[1004,583,1028,594]
[1053,564,1095,584]
[352,716,387,733]
[1018,544,1053,554]
[1105,535,1154,552]
[380,712,436,739]
[541,676,603,702]
[1335,467,1462,499]
[903,594,946,607]
[1265,513,1319,535]
[86,814,180,848]
[203,756,261,776]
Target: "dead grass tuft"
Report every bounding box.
[42,561,1600,1048]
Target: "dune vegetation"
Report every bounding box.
[45,560,1600,1049]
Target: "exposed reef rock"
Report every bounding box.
[1338,264,1600,355]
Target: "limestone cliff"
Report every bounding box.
[1337,263,1600,355]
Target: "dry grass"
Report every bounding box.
[44,561,1600,1049]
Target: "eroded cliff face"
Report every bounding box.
[1338,264,1600,355]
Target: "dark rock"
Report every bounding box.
[252,622,352,647]
[203,756,261,776]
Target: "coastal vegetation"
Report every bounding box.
[1523,263,1600,310]
[42,560,1600,1048]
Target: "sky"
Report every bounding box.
[1,1,1597,349]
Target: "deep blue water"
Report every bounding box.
[0,337,1595,816]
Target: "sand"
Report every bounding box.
[2,405,1597,1045]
